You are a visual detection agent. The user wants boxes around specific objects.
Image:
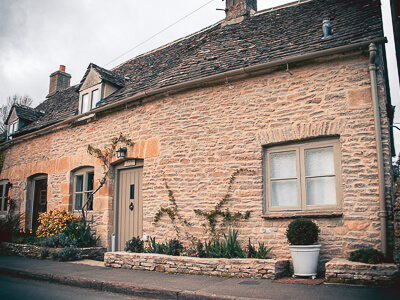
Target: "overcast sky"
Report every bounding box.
[0,0,399,151]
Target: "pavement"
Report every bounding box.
[0,255,399,300]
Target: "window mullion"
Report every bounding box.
[298,146,306,210]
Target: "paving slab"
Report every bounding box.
[0,255,399,300]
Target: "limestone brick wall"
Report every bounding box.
[0,50,393,262]
[104,252,289,279]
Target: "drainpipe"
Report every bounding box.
[369,43,387,255]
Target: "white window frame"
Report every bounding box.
[79,86,100,114]
[8,121,18,137]
[0,180,10,213]
[264,138,342,213]
[73,167,94,211]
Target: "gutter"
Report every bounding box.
[1,37,387,147]
[369,43,388,256]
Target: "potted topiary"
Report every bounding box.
[286,218,321,279]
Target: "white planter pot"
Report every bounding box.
[289,245,321,278]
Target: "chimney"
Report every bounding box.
[47,65,71,97]
[223,0,257,26]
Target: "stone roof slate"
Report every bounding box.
[11,104,44,123]
[14,0,385,136]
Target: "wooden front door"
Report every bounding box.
[32,178,47,229]
[116,167,143,251]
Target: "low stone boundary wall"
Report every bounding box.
[104,252,289,279]
[0,242,106,261]
[325,258,399,286]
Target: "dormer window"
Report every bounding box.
[77,63,125,115]
[8,121,18,137]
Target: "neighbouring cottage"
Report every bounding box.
[0,0,397,268]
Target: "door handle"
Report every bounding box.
[129,202,134,211]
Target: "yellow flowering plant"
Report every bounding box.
[36,209,75,237]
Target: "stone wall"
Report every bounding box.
[0,50,393,264]
[104,252,288,279]
[325,258,399,286]
[0,242,106,261]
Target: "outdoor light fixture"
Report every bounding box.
[116,147,127,159]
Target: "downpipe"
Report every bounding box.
[369,43,388,255]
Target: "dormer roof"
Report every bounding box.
[4,104,44,125]
[77,63,125,92]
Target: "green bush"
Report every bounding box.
[206,228,246,258]
[40,248,50,259]
[41,232,76,248]
[255,241,273,259]
[165,239,184,256]
[51,246,81,261]
[286,218,320,245]
[125,236,144,252]
[63,221,99,247]
[196,240,206,258]
[349,248,384,264]
[146,237,166,254]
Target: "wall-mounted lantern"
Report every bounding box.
[116,147,127,159]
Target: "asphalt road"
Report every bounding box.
[0,275,148,300]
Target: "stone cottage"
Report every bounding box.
[0,0,396,264]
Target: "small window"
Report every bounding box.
[73,168,94,210]
[0,181,10,212]
[91,89,99,109]
[264,138,341,212]
[81,93,89,114]
[8,121,18,137]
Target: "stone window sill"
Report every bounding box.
[262,210,343,219]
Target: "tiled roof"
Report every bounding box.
[12,104,44,123]
[77,63,125,92]
[13,0,385,137]
[17,86,78,134]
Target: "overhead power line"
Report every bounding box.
[103,0,218,68]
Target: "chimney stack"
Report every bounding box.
[47,65,71,97]
[223,0,257,26]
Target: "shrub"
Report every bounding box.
[0,198,21,242]
[196,240,206,258]
[40,248,50,259]
[41,232,76,248]
[146,237,166,254]
[63,221,99,247]
[247,238,256,258]
[51,246,81,261]
[286,218,320,245]
[206,228,246,258]
[11,229,42,246]
[125,236,144,252]
[165,239,184,256]
[255,242,273,259]
[349,248,384,264]
[36,209,75,237]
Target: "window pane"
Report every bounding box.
[271,179,297,207]
[85,192,93,210]
[81,94,89,113]
[86,172,94,191]
[91,89,99,109]
[75,193,82,210]
[305,147,334,176]
[307,177,336,205]
[270,151,296,178]
[75,175,83,192]
[0,185,3,197]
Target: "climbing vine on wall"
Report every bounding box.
[153,168,254,240]
[84,133,133,222]
[194,168,254,237]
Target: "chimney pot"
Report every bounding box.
[47,65,71,97]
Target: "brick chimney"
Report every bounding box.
[223,0,257,26]
[47,65,71,97]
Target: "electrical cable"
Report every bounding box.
[103,0,218,68]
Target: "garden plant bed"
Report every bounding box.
[0,242,106,261]
[325,258,399,286]
[104,252,289,279]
